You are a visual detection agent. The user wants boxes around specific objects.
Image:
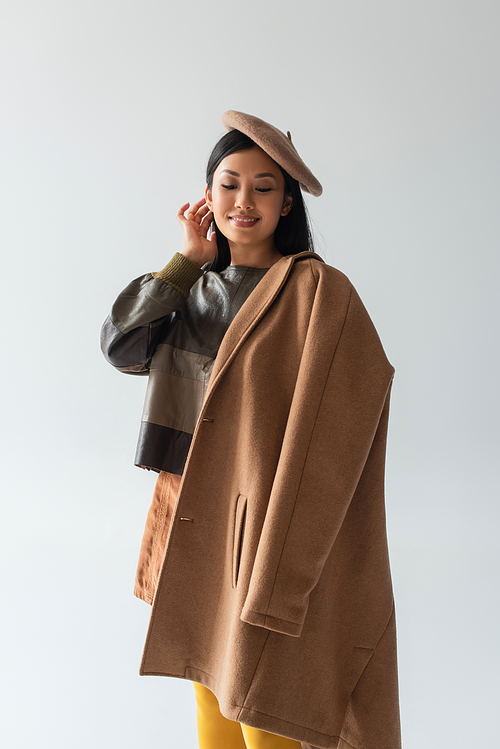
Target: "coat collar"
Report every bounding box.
[202,251,322,410]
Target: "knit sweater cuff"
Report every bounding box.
[151,253,204,298]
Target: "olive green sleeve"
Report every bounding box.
[151,252,204,298]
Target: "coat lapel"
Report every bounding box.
[202,251,322,409]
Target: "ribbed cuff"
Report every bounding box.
[151,253,204,298]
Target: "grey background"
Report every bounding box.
[1,1,498,747]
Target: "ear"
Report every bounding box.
[280,192,293,217]
[204,184,212,210]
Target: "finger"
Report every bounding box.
[188,205,212,228]
[200,210,214,234]
[186,205,204,222]
[196,203,211,216]
[199,207,213,226]
[192,205,211,226]
[186,197,206,214]
[176,202,190,219]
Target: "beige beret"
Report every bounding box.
[221,110,322,197]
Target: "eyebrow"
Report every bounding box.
[220,169,277,180]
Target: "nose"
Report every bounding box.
[235,187,254,210]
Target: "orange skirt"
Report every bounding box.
[134,470,182,604]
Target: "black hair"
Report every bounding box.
[204,129,316,273]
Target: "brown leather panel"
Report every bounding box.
[134,471,182,604]
[134,421,192,475]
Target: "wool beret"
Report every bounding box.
[221,110,322,197]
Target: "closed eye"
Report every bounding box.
[221,185,272,193]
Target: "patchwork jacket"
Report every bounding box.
[100,252,270,475]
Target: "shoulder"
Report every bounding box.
[292,253,394,374]
[288,253,379,330]
[289,252,354,292]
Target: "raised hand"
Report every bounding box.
[176,198,218,268]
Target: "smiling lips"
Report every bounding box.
[230,216,260,228]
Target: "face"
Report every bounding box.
[205,146,293,253]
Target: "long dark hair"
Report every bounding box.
[204,130,316,273]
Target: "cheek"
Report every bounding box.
[270,201,285,225]
[210,200,224,223]
[213,193,231,218]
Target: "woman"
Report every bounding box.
[101,111,401,749]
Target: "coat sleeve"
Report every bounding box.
[240,275,395,637]
[100,252,204,375]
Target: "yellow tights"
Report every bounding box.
[193,681,302,749]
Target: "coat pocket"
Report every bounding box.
[232,494,247,588]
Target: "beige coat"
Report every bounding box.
[138,251,401,749]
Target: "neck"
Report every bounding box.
[229,239,283,269]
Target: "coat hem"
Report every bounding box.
[139,662,350,749]
[134,584,153,605]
